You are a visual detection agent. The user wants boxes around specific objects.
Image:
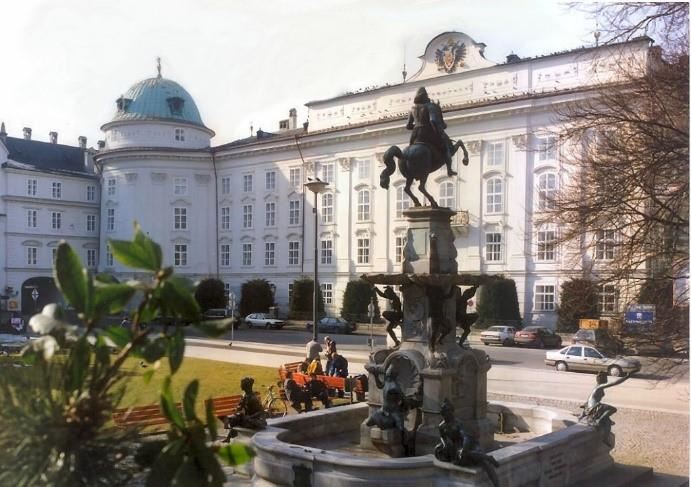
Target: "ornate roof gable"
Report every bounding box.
[408,32,495,82]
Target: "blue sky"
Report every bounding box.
[1,0,595,147]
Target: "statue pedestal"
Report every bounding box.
[402,207,458,275]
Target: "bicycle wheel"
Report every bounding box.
[267,398,288,418]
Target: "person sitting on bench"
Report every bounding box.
[284,371,312,413]
[307,373,331,408]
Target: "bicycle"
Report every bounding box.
[262,384,288,418]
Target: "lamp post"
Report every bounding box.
[304,178,329,342]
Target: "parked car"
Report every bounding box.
[245,312,284,329]
[203,308,240,329]
[571,328,623,354]
[545,344,641,376]
[480,326,517,346]
[514,326,562,349]
[306,317,357,334]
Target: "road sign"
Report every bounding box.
[624,304,655,333]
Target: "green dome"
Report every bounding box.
[108,76,208,129]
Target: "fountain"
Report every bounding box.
[249,207,617,486]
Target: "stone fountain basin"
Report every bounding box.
[250,401,614,486]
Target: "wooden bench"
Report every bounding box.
[278,363,367,403]
[205,394,245,421]
[112,403,181,430]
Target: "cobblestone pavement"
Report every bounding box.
[488,392,690,478]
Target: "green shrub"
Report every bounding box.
[239,279,275,317]
[195,278,227,311]
[475,278,522,329]
[341,280,380,322]
[557,278,599,332]
[0,223,251,486]
[289,278,324,320]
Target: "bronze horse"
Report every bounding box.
[379,129,469,207]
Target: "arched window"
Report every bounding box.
[357,189,370,221]
[485,177,503,214]
[439,181,455,209]
[537,172,557,211]
[395,186,411,218]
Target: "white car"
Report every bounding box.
[244,313,284,329]
[545,344,641,376]
[480,326,517,346]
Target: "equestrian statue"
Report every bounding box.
[380,86,469,208]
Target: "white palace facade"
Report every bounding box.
[0,32,653,326]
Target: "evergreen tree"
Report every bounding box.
[475,278,522,329]
[239,279,275,317]
[194,278,227,311]
[289,278,324,320]
[557,278,599,332]
[341,281,380,322]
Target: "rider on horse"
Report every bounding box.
[406,87,457,178]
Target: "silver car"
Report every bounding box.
[480,326,516,346]
[545,344,641,376]
[244,313,284,329]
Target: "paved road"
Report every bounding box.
[185,332,689,415]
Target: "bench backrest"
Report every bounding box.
[112,403,181,428]
[205,392,262,419]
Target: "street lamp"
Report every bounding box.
[304,178,329,342]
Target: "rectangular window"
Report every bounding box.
[321,283,333,305]
[174,244,188,267]
[487,141,504,167]
[106,208,115,231]
[242,243,253,266]
[357,190,370,221]
[27,247,37,265]
[220,244,231,267]
[265,202,276,227]
[289,200,301,225]
[51,212,62,230]
[396,187,411,218]
[265,242,275,266]
[27,179,37,196]
[221,176,231,194]
[288,241,300,265]
[174,207,187,230]
[107,178,116,196]
[321,163,335,183]
[486,178,503,214]
[52,248,57,262]
[87,215,97,232]
[243,174,253,192]
[358,159,370,179]
[535,285,556,311]
[536,226,556,261]
[288,283,294,304]
[175,128,185,141]
[595,230,615,260]
[243,205,253,228]
[221,207,231,230]
[87,185,96,201]
[537,136,557,161]
[174,177,187,195]
[87,249,97,268]
[289,167,301,187]
[599,284,619,313]
[395,236,406,264]
[486,232,502,262]
[265,171,276,190]
[52,182,62,199]
[357,238,370,264]
[321,193,333,224]
[106,246,113,267]
[321,239,333,265]
[27,210,37,228]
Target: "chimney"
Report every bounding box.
[0,122,6,143]
[506,53,521,64]
[78,136,87,149]
[97,140,105,150]
[23,127,32,140]
[49,131,58,144]
[289,108,297,130]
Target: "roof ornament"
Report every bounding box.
[594,21,601,47]
[402,44,407,83]
[156,56,162,78]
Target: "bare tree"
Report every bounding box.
[542,3,689,355]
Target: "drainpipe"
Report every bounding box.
[212,151,219,277]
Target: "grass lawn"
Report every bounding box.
[118,357,281,414]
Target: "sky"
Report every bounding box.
[0,0,597,148]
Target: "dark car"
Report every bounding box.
[514,326,562,349]
[203,308,240,329]
[306,317,357,334]
[571,328,623,354]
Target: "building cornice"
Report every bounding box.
[3,195,100,209]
